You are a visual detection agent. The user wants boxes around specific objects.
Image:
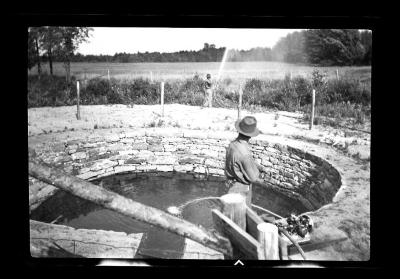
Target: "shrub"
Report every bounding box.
[28,74,76,108]
[28,73,371,123]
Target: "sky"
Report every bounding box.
[77,28,304,55]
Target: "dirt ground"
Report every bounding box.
[28,104,370,158]
[28,104,371,261]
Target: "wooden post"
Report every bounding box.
[76,80,81,120]
[336,69,339,80]
[228,183,251,207]
[28,154,233,256]
[161,81,165,117]
[220,193,247,231]
[238,84,243,120]
[108,69,110,81]
[84,71,87,88]
[309,89,315,130]
[257,223,279,260]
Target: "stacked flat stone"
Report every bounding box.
[29,128,341,212]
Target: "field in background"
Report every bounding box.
[28,62,371,85]
[28,61,371,129]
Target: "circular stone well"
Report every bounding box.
[29,127,341,215]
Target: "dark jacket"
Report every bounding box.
[225,137,260,185]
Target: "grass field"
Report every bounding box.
[28,62,371,84]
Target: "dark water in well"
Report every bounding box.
[30,172,307,259]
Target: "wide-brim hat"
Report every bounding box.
[235,116,260,137]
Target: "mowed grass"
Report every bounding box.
[28,61,371,85]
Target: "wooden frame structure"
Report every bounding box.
[212,193,280,260]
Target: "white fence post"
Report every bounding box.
[309,89,315,130]
[161,82,165,117]
[76,81,81,120]
[238,84,243,120]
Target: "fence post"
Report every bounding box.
[238,84,243,120]
[336,69,339,80]
[220,193,247,231]
[76,80,81,120]
[257,223,279,260]
[309,89,315,130]
[108,69,110,81]
[84,71,87,88]
[161,81,165,117]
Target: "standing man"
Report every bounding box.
[225,116,265,206]
[225,116,289,260]
[203,73,213,108]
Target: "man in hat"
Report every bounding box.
[225,115,289,260]
[225,115,265,206]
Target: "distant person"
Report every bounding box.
[203,74,212,108]
[224,116,264,206]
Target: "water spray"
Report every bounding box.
[214,48,230,91]
[167,196,222,216]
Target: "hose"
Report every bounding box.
[278,227,307,260]
[249,204,307,260]
[251,204,284,220]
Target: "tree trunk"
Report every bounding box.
[28,152,232,257]
[48,46,53,76]
[35,37,41,78]
[65,60,71,83]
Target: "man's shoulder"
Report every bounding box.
[228,140,247,154]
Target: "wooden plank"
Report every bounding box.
[246,207,264,240]
[30,220,143,258]
[212,209,260,259]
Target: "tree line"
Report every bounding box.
[29,28,372,79]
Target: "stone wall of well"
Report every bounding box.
[29,128,341,212]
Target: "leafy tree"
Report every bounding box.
[304,29,365,66]
[360,30,372,65]
[54,27,93,83]
[28,28,38,70]
[28,27,44,77]
[41,26,63,76]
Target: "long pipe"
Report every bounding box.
[251,204,284,220]
[28,149,232,256]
